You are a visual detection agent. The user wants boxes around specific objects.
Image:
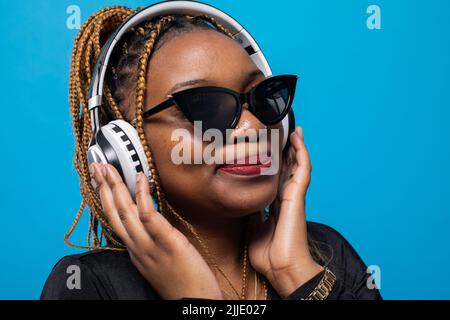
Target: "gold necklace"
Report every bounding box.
[218,238,248,299]
[219,241,269,300]
[166,203,269,300]
[254,269,258,299]
[207,243,248,300]
[255,271,269,300]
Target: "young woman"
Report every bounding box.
[41,4,382,300]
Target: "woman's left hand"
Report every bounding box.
[248,126,324,298]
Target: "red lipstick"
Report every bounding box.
[218,154,272,176]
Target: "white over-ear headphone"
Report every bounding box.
[87,0,295,198]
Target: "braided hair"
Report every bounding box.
[66,5,329,265]
[67,5,234,251]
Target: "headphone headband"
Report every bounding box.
[88,0,273,135]
[87,0,291,149]
[85,0,293,200]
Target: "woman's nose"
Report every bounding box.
[228,103,266,143]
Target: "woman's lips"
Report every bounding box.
[218,154,272,176]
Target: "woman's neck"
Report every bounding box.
[170,211,248,268]
[168,208,266,299]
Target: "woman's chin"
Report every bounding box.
[214,190,277,218]
[209,174,278,217]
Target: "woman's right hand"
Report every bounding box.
[90,163,223,300]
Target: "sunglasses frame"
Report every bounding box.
[131,74,298,131]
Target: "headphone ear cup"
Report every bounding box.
[288,108,296,136]
[281,109,296,151]
[91,120,150,199]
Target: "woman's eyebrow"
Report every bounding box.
[167,79,209,95]
[243,69,265,88]
[167,69,264,95]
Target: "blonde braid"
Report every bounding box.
[134,16,174,218]
[91,9,131,119]
[67,8,242,252]
[66,6,135,250]
[132,15,244,273]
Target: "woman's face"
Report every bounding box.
[135,28,283,219]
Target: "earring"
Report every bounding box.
[262,206,270,222]
[147,175,161,212]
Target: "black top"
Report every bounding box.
[40,222,382,300]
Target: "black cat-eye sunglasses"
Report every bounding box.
[131,74,298,135]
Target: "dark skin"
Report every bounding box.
[90,28,323,299]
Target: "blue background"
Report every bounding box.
[0,0,449,299]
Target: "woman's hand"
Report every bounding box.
[248,126,324,298]
[90,163,223,300]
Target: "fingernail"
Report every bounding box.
[101,164,108,177]
[136,172,144,183]
[90,178,98,190]
[296,127,303,140]
[89,164,95,176]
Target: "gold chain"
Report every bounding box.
[167,204,269,300]
[241,240,248,299]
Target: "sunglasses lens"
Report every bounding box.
[253,76,296,124]
[171,75,297,134]
[176,91,238,134]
